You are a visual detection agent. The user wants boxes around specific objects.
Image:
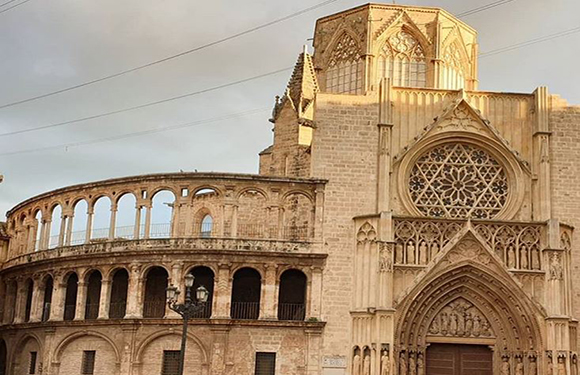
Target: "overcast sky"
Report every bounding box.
[0,0,578,218]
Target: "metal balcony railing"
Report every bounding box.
[230,301,260,320]
[63,304,76,321]
[143,300,166,318]
[84,303,100,320]
[277,303,306,321]
[108,302,127,319]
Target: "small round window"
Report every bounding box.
[408,143,509,219]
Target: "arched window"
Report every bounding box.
[325,33,363,94]
[92,197,112,240]
[0,339,6,375]
[24,279,34,322]
[378,30,427,88]
[109,269,129,319]
[115,194,137,240]
[33,210,42,251]
[48,204,62,249]
[42,276,53,322]
[278,269,307,321]
[85,271,102,320]
[71,199,88,245]
[231,268,261,320]
[150,190,176,238]
[200,215,213,238]
[443,43,466,89]
[188,266,214,318]
[143,267,168,318]
[64,273,78,321]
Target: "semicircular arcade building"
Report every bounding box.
[1,3,580,375]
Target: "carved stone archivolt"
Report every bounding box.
[428,297,494,338]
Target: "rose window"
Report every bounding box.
[408,143,509,219]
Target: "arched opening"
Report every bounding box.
[188,266,214,318]
[143,267,168,318]
[277,269,307,321]
[49,204,63,248]
[71,199,88,245]
[116,193,137,240]
[24,278,34,322]
[230,268,261,320]
[33,210,42,251]
[283,193,313,241]
[378,29,427,88]
[64,273,79,321]
[92,196,112,240]
[237,189,268,238]
[150,190,175,238]
[200,215,213,238]
[325,33,363,94]
[85,270,102,320]
[42,276,53,322]
[0,339,6,375]
[109,268,129,319]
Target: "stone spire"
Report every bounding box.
[285,45,319,119]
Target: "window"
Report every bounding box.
[200,215,213,238]
[255,352,276,375]
[378,30,427,88]
[162,351,180,375]
[81,351,96,375]
[443,43,466,89]
[325,33,363,94]
[28,352,37,375]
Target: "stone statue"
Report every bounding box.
[419,242,427,264]
[417,353,424,375]
[431,244,439,260]
[521,249,529,269]
[399,352,407,375]
[381,351,390,375]
[457,312,465,336]
[363,354,371,375]
[409,353,416,375]
[465,312,473,336]
[515,357,524,375]
[501,356,510,375]
[532,248,540,270]
[353,353,361,375]
[473,315,481,337]
[548,355,554,375]
[481,319,491,337]
[408,242,416,264]
[396,244,404,264]
[529,356,538,375]
[449,313,458,335]
[429,317,440,334]
[558,356,566,375]
[550,254,564,281]
[440,313,448,334]
[507,246,516,269]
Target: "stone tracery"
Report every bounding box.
[409,143,509,219]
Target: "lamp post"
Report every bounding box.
[166,274,209,375]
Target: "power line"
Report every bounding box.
[0,0,341,110]
[456,0,515,18]
[0,108,270,156]
[479,26,580,58]
[0,67,291,138]
[0,0,21,8]
[0,0,33,14]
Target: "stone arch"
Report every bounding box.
[10,333,43,375]
[134,330,209,375]
[52,331,120,375]
[394,260,544,374]
[237,188,269,238]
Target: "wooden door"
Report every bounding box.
[426,344,492,375]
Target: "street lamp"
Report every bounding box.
[166,274,209,375]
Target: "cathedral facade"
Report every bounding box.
[1,3,580,375]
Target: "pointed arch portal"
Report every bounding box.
[394,234,545,375]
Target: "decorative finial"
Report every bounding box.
[303,44,308,55]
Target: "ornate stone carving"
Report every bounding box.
[437,106,484,133]
[501,355,511,375]
[357,222,377,244]
[363,354,371,375]
[379,242,394,273]
[549,253,564,281]
[442,239,492,266]
[408,142,508,219]
[428,298,493,338]
[353,353,361,375]
[380,350,390,375]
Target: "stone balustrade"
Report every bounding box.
[3,172,327,262]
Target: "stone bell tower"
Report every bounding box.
[312,3,479,94]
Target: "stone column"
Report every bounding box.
[30,277,43,322]
[214,264,231,318]
[532,86,552,222]
[260,265,277,319]
[98,278,111,319]
[49,276,66,321]
[144,204,152,239]
[314,187,325,243]
[134,204,142,239]
[109,203,118,239]
[85,207,94,243]
[65,213,74,246]
[43,218,52,249]
[74,281,87,321]
[125,264,142,318]
[13,278,26,324]
[58,214,67,247]
[38,218,48,250]
[167,263,183,318]
[231,205,238,237]
[309,267,323,319]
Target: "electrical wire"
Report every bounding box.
[0,0,33,14]
[0,0,341,110]
[0,0,21,8]
[0,67,291,137]
[456,0,515,18]
[0,108,270,156]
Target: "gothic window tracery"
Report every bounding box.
[325,33,363,94]
[378,30,427,88]
[408,143,509,219]
[443,43,467,89]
